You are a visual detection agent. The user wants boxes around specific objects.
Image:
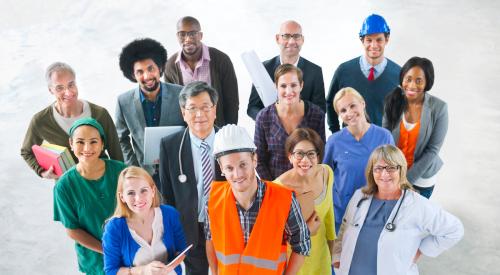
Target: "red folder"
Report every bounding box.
[32,144,65,176]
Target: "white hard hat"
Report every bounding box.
[213,124,257,159]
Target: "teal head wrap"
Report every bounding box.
[69,117,106,145]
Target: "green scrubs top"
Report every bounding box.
[53,159,126,274]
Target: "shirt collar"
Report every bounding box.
[189,127,216,148]
[176,43,211,65]
[139,84,162,103]
[360,55,387,73]
[279,55,300,67]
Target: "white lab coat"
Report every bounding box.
[333,189,464,275]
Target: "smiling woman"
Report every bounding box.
[102,166,188,275]
[52,117,127,274]
[383,57,448,198]
[254,64,325,180]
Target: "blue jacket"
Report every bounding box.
[102,205,187,275]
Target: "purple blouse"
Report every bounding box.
[254,101,325,180]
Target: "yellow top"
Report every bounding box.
[274,164,336,275]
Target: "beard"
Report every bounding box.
[140,78,160,92]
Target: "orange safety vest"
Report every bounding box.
[208,180,292,275]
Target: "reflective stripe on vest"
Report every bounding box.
[216,252,287,271]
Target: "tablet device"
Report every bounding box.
[166,244,193,268]
[143,126,185,165]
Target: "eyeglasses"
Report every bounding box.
[373,165,401,174]
[292,150,318,160]
[184,105,215,115]
[280,33,303,41]
[177,31,200,39]
[52,81,77,93]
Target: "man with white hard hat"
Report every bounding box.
[204,124,311,275]
[326,14,401,133]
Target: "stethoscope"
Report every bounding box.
[348,189,407,232]
[177,127,189,183]
[177,126,219,183]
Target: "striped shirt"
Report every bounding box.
[204,178,311,255]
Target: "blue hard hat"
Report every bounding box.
[359,14,390,37]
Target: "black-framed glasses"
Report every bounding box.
[373,165,401,174]
[184,105,215,115]
[292,150,318,160]
[177,31,200,39]
[280,33,303,40]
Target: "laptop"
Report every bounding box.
[143,126,185,165]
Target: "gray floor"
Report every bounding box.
[1,0,499,274]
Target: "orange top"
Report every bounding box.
[208,180,292,275]
[398,119,420,168]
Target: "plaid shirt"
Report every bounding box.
[176,43,211,86]
[204,178,311,255]
[254,101,326,180]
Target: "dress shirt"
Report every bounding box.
[359,56,388,79]
[176,43,211,85]
[189,128,216,222]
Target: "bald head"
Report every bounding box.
[177,16,201,31]
[279,20,302,34]
[276,20,304,62]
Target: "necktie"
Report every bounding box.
[368,67,375,81]
[200,141,214,198]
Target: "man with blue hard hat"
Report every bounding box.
[326,14,401,133]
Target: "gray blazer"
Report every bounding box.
[115,82,185,174]
[383,93,448,183]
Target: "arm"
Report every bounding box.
[99,108,124,162]
[115,98,139,166]
[66,228,103,253]
[418,200,464,257]
[326,68,342,133]
[220,54,239,125]
[285,194,311,257]
[247,85,265,120]
[206,240,218,275]
[310,67,326,113]
[20,116,45,177]
[159,138,175,206]
[284,252,305,275]
[254,113,272,180]
[407,102,448,183]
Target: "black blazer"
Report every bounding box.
[247,55,326,120]
[158,128,223,247]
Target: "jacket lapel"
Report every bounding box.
[415,94,431,156]
[159,83,174,126]
[133,87,147,130]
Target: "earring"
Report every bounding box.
[221,172,225,177]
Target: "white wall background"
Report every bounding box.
[1,0,499,274]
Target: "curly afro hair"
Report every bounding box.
[119,38,167,82]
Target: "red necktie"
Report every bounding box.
[368,67,375,81]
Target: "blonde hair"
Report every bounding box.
[362,145,414,195]
[332,87,366,114]
[112,166,161,218]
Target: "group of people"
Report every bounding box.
[20,13,463,275]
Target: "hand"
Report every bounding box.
[306,211,321,236]
[143,261,168,275]
[41,166,59,180]
[333,261,340,268]
[413,249,422,263]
